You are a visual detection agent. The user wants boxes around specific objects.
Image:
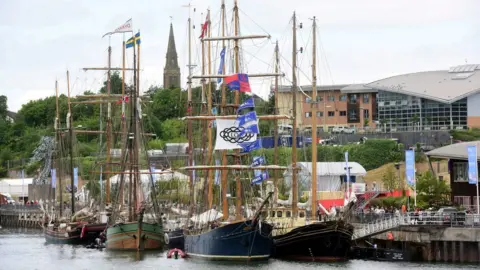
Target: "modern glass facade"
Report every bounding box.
[376,91,467,131]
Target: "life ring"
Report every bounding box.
[164,233,170,244]
[167,248,186,258]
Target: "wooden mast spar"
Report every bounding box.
[311,17,318,219]
[220,0,228,221]
[291,12,298,218]
[54,80,63,216]
[66,70,75,213]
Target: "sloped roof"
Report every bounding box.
[426,141,480,160]
[365,64,480,104]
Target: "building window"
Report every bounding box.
[286,211,291,218]
[328,111,335,117]
[316,96,323,102]
[348,109,357,120]
[453,162,468,182]
[316,111,323,117]
[305,97,312,103]
[363,109,369,119]
[305,112,312,118]
[363,94,370,103]
[339,95,346,101]
[277,211,283,218]
[328,95,335,102]
[349,94,357,104]
[339,111,346,116]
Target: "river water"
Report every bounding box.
[0,228,477,270]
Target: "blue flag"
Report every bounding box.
[251,171,269,185]
[237,111,259,136]
[214,159,221,185]
[51,169,57,188]
[73,167,78,188]
[237,98,255,113]
[405,150,415,186]
[216,47,226,89]
[251,156,265,167]
[240,139,262,153]
[468,145,478,184]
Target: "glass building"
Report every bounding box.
[376,91,467,131]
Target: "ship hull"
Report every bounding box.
[106,222,164,251]
[166,229,185,250]
[184,219,273,261]
[273,221,353,261]
[45,228,82,244]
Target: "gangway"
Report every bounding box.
[352,214,410,240]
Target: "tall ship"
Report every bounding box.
[181,0,288,260]
[270,13,355,261]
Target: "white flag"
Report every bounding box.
[214,119,257,150]
[103,19,133,37]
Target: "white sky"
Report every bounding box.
[0,0,478,112]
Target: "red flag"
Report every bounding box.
[116,96,129,104]
[224,73,251,93]
[199,16,209,39]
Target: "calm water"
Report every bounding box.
[0,228,477,270]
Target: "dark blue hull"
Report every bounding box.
[184,219,273,261]
[166,229,185,250]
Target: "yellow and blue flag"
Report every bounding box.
[126,32,141,48]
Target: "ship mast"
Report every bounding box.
[273,41,279,205]
[233,0,242,221]
[105,44,112,206]
[66,70,75,213]
[291,12,298,218]
[310,17,318,218]
[185,3,195,224]
[220,0,228,220]
[206,9,214,209]
[54,80,63,216]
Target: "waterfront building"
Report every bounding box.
[278,64,480,132]
[426,141,480,212]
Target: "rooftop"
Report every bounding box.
[365,64,480,104]
[277,84,350,93]
[426,141,480,160]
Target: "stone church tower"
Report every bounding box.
[163,23,181,89]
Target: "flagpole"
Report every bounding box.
[476,143,479,214]
[220,0,229,221]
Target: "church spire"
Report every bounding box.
[163,23,181,88]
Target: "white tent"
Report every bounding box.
[109,169,188,185]
[0,178,33,197]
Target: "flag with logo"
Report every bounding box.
[251,171,269,185]
[225,73,251,93]
[236,111,259,136]
[237,98,255,113]
[103,19,133,37]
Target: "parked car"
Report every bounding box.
[332,126,355,134]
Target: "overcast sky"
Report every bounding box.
[0,0,479,112]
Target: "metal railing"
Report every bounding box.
[352,212,480,240]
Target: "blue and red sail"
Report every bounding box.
[224,73,251,93]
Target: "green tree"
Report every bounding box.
[99,72,125,95]
[381,164,398,191]
[0,95,7,120]
[416,171,451,208]
[160,119,186,141]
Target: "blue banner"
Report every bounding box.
[237,98,255,113]
[468,145,478,184]
[237,111,259,135]
[240,139,262,153]
[405,150,415,186]
[51,169,56,188]
[214,159,220,185]
[251,156,265,167]
[251,171,269,185]
[73,167,78,188]
[345,151,350,184]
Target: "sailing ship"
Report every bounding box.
[270,14,354,261]
[45,77,107,245]
[181,0,288,260]
[97,25,164,251]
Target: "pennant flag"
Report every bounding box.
[216,47,226,90]
[225,73,251,93]
[214,119,257,150]
[116,95,129,105]
[237,98,255,113]
[240,139,262,153]
[251,171,269,185]
[51,169,57,188]
[236,111,259,136]
[102,19,133,37]
[126,32,141,48]
[214,159,220,185]
[251,156,265,167]
[199,16,209,38]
